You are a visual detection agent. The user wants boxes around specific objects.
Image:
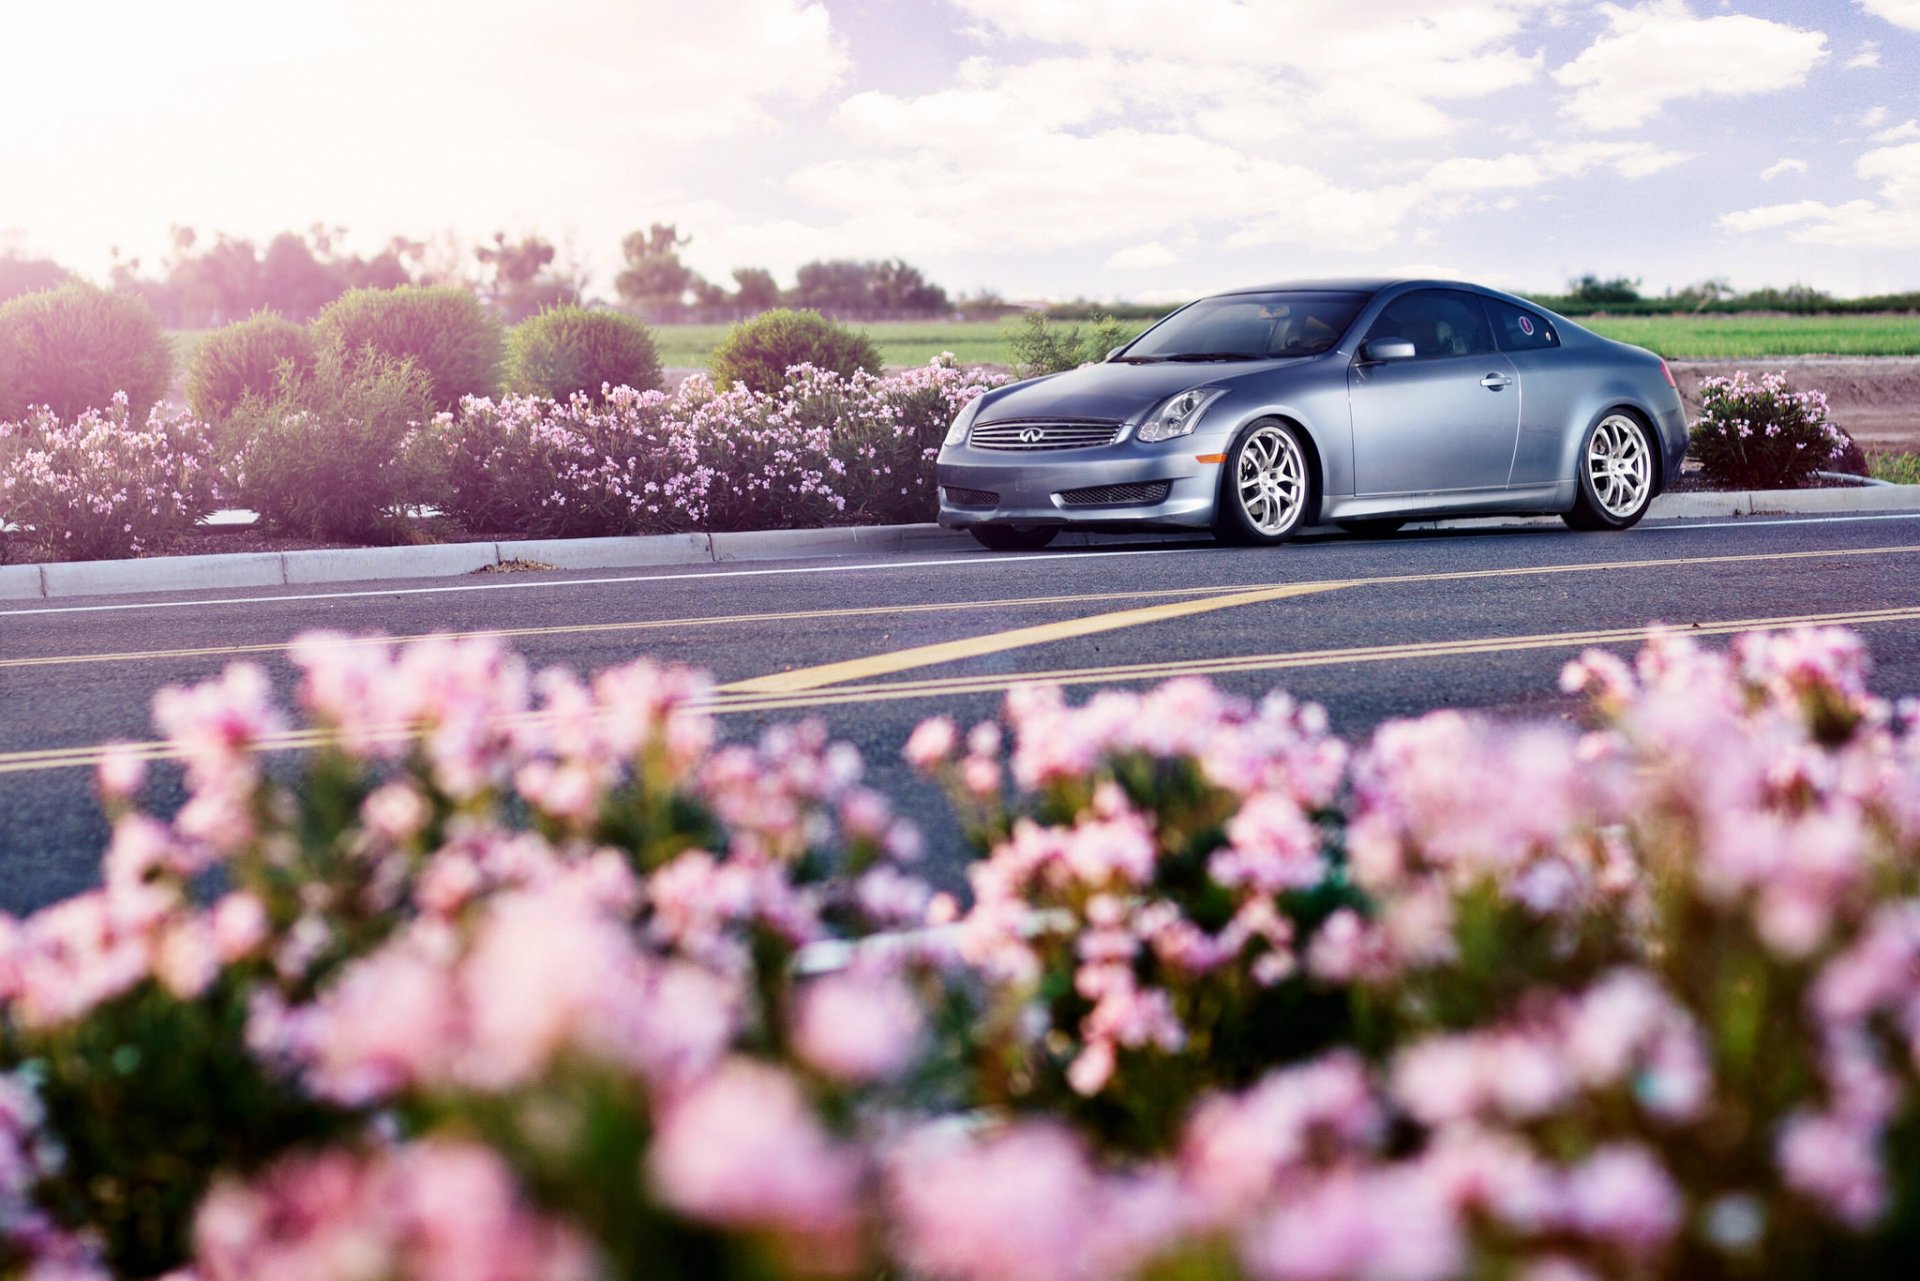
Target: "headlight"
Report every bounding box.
[1137,387,1227,442]
[944,396,985,446]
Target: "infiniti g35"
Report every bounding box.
[936,279,1687,550]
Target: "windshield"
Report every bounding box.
[1120,291,1370,361]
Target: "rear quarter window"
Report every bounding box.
[1486,299,1559,351]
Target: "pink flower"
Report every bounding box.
[888,1123,1109,1281]
[792,967,925,1084]
[649,1058,864,1270]
[904,717,958,770]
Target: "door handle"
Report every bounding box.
[1480,373,1513,390]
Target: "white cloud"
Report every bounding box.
[1877,120,1920,142]
[1861,106,1892,128]
[1720,140,1920,247]
[1858,0,1920,32]
[949,0,1553,141]
[1106,242,1179,270]
[1761,158,1809,180]
[1847,40,1882,67]
[1554,1,1828,130]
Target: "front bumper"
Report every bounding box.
[935,440,1221,531]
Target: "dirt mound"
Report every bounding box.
[1671,359,1920,454]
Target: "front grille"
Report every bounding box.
[970,419,1123,451]
[1058,481,1172,508]
[941,485,999,507]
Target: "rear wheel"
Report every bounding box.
[1336,519,1406,538]
[1216,419,1313,546]
[969,525,1059,552]
[1563,411,1655,531]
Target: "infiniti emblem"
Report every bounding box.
[1019,427,1044,443]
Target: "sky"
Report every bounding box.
[2,0,1918,303]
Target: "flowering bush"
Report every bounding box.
[419,357,1003,537]
[1690,370,1846,489]
[2,624,1919,1279]
[0,393,218,559]
[906,679,1357,1151]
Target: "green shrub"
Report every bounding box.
[708,307,880,393]
[311,285,503,412]
[0,283,173,420]
[1008,310,1133,378]
[1871,451,1920,485]
[222,349,434,539]
[506,306,662,402]
[1689,370,1845,489]
[185,312,314,423]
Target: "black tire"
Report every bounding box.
[1336,519,1406,538]
[1214,418,1315,546]
[1562,410,1656,532]
[969,525,1059,552]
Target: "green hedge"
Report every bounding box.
[0,284,173,420]
[507,306,662,402]
[311,285,503,411]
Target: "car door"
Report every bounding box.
[1347,289,1520,496]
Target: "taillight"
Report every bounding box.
[1659,359,1676,389]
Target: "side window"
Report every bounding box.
[1485,298,1560,351]
[1363,289,1494,359]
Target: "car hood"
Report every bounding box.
[978,358,1313,424]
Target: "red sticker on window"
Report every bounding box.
[1518,315,1535,336]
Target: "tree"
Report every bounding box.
[259,233,338,320]
[1566,273,1642,305]
[871,258,948,312]
[615,224,696,310]
[731,267,780,311]
[787,258,949,315]
[474,232,577,321]
[788,259,876,312]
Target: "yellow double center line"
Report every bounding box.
[3,543,1917,776]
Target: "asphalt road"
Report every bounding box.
[6,511,1920,914]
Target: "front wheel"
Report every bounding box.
[1563,411,1655,531]
[1216,419,1314,546]
[969,525,1059,552]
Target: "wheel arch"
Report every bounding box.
[1220,412,1328,526]
[1594,401,1666,496]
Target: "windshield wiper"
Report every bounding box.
[1107,355,1164,363]
[1165,351,1264,362]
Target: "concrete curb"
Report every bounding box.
[4,486,1917,603]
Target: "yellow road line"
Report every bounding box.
[11,603,1919,778]
[9,544,1918,675]
[719,581,1352,694]
[0,586,1250,672]
[718,542,1920,695]
[707,603,1920,714]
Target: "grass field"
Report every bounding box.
[1578,314,1920,359]
[657,313,1920,368]
[165,312,1920,379]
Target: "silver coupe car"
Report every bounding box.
[937,278,1688,550]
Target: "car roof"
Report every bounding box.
[1208,277,1407,296]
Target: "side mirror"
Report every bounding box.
[1361,337,1417,363]
[1106,345,1127,361]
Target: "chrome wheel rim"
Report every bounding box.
[1587,414,1651,518]
[1236,425,1306,535]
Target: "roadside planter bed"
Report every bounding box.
[2,622,1920,1279]
[0,360,1004,562]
